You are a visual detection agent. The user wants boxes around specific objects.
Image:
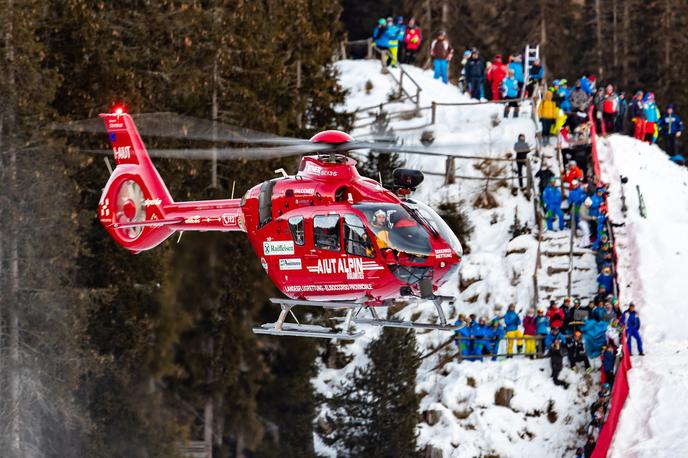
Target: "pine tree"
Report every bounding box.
[358,112,405,185]
[322,328,421,457]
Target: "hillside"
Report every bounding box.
[314,60,596,457]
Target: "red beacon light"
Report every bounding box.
[309,130,353,144]
[113,106,125,115]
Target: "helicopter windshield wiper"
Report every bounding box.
[402,203,439,238]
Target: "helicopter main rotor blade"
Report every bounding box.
[52,112,311,146]
[78,142,332,160]
[338,142,516,161]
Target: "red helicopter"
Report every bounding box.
[97,109,463,339]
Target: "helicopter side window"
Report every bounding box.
[344,214,375,258]
[288,216,305,246]
[313,215,341,252]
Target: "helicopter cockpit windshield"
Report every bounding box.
[403,199,463,257]
[354,203,432,256]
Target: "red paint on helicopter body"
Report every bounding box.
[98,113,462,304]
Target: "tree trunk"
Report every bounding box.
[622,0,630,87]
[204,338,214,457]
[612,0,618,69]
[211,53,219,189]
[595,0,603,79]
[4,1,22,453]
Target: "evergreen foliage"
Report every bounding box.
[322,328,421,457]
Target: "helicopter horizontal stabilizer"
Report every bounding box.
[110,217,185,229]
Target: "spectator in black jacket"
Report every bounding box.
[568,330,591,371]
[464,48,486,100]
[535,165,554,197]
[547,339,569,388]
[513,134,531,189]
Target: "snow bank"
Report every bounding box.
[598,135,688,458]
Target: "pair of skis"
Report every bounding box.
[619,175,647,219]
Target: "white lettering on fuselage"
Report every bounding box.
[114,146,131,160]
[304,162,337,177]
[306,258,383,280]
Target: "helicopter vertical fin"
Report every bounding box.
[99,112,174,205]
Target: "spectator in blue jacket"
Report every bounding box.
[394,16,406,64]
[454,314,472,357]
[536,308,549,354]
[504,304,523,355]
[568,179,588,228]
[580,73,596,95]
[384,17,400,67]
[501,69,520,118]
[471,317,490,360]
[643,92,661,143]
[545,326,567,349]
[621,303,644,355]
[659,104,684,156]
[372,18,388,49]
[487,319,505,360]
[508,54,524,89]
[601,344,616,387]
[543,177,565,231]
[597,264,614,294]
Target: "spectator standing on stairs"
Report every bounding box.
[394,17,406,64]
[535,165,554,198]
[567,330,591,371]
[372,18,389,65]
[543,178,565,231]
[430,31,453,84]
[513,134,531,189]
[384,17,400,68]
[547,339,569,388]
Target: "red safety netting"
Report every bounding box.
[588,104,632,458]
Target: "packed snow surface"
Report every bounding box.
[599,135,688,458]
[313,60,596,457]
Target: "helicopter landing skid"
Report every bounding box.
[252,298,365,340]
[352,297,459,332]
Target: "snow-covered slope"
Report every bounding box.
[598,135,688,458]
[314,60,595,457]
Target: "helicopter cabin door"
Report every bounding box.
[297,212,381,300]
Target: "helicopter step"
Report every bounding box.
[351,297,459,332]
[252,298,365,340]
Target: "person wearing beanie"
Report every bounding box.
[659,103,684,156]
[643,92,661,143]
[430,31,453,84]
[403,18,422,64]
[487,54,508,101]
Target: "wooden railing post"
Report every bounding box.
[445,156,456,185]
[340,41,347,60]
[366,38,373,59]
[398,70,404,99]
[431,101,437,125]
[416,88,421,109]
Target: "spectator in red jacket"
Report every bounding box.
[562,160,584,187]
[522,308,537,356]
[601,84,619,134]
[403,18,422,64]
[486,54,508,101]
[547,300,565,330]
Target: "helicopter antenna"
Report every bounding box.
[378,171,383,186]
[231,180,236,199]
[274,168,289,178]
[104,157,113,175]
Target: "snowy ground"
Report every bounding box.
[314,60,596,457]
[598,135,688,458]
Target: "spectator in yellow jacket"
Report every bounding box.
[538,91,558,145]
